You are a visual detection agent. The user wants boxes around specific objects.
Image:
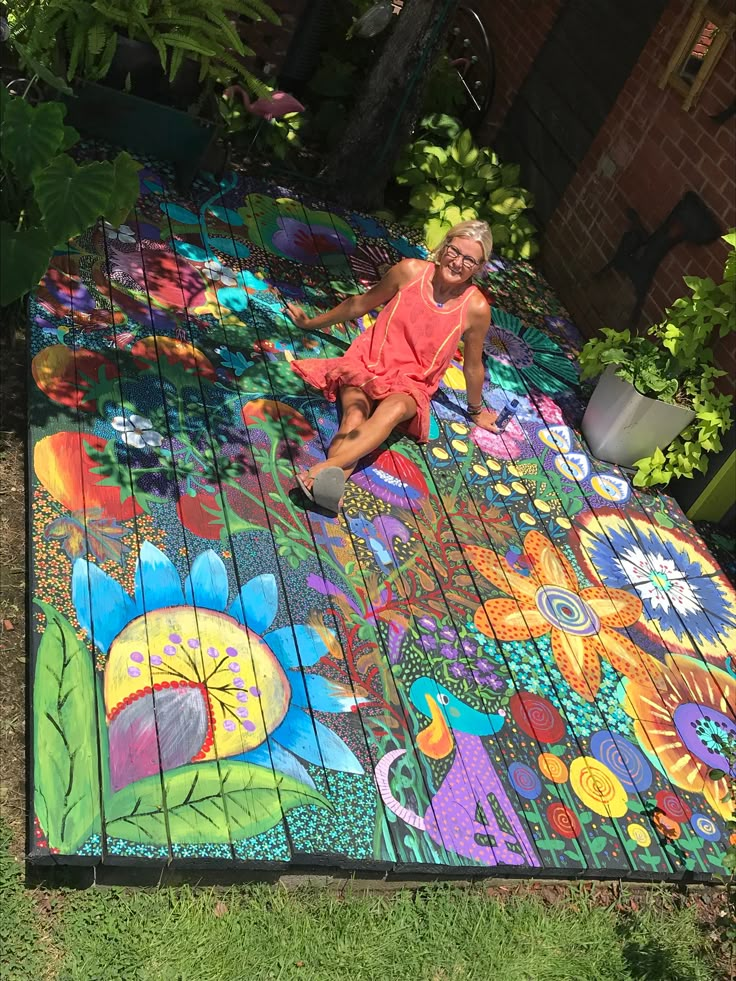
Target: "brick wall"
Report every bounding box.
[541,0,736,394]
[476,0,563,143]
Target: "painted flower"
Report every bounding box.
[577,511,736,659]
[589,731,652,793]
[569,756,628,818]
[652,810,681,840]
[508,762,541,799]
[471,394,565,461]
[352,448,429,506]
[131,336,217,381]
[469,531,662,701]
[103,221,136,244]
[510,691,565,742]
[484,308,579,396]
[348,242,393,286]
[34,431,141,520]
[547,802,580,838]
[202,259,238,286]
[72,542,365,791]
[655,790,692,824]
[622,653,736,818]
[111,414,163,449]
[32,345,119,413]
[241,194,356,266]
[627,823,651,848]
[538,753,568,784]
[690,813,721,842]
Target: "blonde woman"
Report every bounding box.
[286,219,499,512]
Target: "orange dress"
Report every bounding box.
[290,263,482,443]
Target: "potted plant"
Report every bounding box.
[11,0,279,186]
[0,86,141,308]
[579,229,735,488]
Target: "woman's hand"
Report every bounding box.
[285,302,312,329]
[471,408,499,433]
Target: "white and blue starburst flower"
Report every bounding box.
[580,517,736,649]
[72,542,365,791]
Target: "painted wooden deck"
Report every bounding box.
[28,158,736,878]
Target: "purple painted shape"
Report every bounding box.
[306,574,360,614]
[108,687,208,791]
[423,731,540,867]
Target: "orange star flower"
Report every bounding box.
[468,531,661,701]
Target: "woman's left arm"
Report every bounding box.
[462,296,498,432]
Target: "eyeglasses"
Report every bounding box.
[443,243,482,270]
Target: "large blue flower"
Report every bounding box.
[72,542,365,790]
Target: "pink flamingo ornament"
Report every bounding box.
[223,86,304,121]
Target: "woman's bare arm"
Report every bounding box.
[462,295,498,432]
[285,259,423,330]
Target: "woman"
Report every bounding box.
[286,219,499,512]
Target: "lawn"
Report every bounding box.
[0,822,729,981]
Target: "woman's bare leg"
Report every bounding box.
[327,386,372,475]
[302,393,417,491]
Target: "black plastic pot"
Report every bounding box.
[103,36,202,112]
[63,81,224,191]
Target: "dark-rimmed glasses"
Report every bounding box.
[443,243,482,270]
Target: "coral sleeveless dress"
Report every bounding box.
[291,263,481,443]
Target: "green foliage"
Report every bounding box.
[32,601,102,853]
[13,0,279,96]
[104,762,332,843]
[579,230,736,488]
[393,114,538,260]
[0,88,141,306]
[219,85,304,162]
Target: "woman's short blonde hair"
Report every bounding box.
[430,219,493,265]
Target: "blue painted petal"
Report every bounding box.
[134,542,184,612]
[72,558,137,654]
[228,574,278,633]
[289,672,367,712]
[272,705,364,775]
[264,625,328,669]
[231,742,316,790]
[184,551,229,611]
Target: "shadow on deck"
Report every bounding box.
[27,153,736,882]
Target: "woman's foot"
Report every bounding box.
[296,463,348,512]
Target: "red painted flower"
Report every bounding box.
[655,789,692,824]
[352,448,429,507]
[176,490,224,541]
[132,336,216,381]
[510,692,566,743]
[34,432,141,519]
[547,803,581,839]
[242,399,315,442]
[32,345,119,412]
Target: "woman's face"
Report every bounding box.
[437,237,484,286]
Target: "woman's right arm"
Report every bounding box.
[285,258,422,330]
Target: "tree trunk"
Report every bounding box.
[319,0,458,211]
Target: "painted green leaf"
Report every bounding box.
[0,222,53,306]
[104,761,332,844]
[33,156,114,244]
[590,835,609,854]
[33,600,101,852]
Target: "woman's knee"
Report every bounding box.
[380,393,417,425]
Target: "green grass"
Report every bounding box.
[0,824,722,981]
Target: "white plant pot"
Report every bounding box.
[581,366,696,468]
